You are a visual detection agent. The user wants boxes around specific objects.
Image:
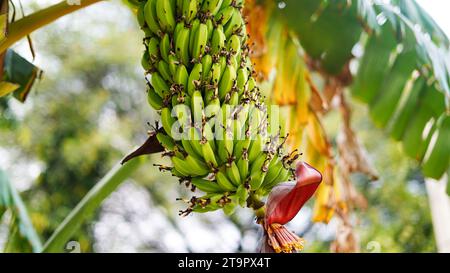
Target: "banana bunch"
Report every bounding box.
[137,0,296,215]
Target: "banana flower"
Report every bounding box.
[260,162,322,253]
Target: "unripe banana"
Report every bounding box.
[156,0,176,33]
[176,0,184,16]
[174,63,189,90]
[191,90,204,126]
[205,19,214,40]
[218,64,236,101]
[211,26,226,55]
[156,132,176,150]
[151,72,170,98]
[147,86,164,110]
[187,63,202,96]
[261,157,284,189]
[233,139,250,160]
[223,8,242,38]
[220,0,232,9]
[161,107,176,137]
[189,19,200,57]
[167,54,178,75]
[215,6,234,25]
[202,141,218,168]
[147,37,161,63]
[138,0,295,216]
[248,134,264,163]
[137,2,146,28]
[216,170,236,191]
[236,67,248,95]
[210,62,222,86]
[160,33,171,63]
[229,91,239,105]
[157,60,172,82]
[201,0,223,15]
[182,0,198,23]
[187,126,203,157]
[192,23,208,60]
[185,155,210,176]
[171,156,192,177]
[227,34,241,55]
[237,157,249,180]
[226,161,241,187]
[201,54,213,82]
[142,51,152,71]
[144,0,162,36]
[236,184,249,207]
[191,178,223,193]
[174,22,184,42]
[175,27,191,65]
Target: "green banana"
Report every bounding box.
[237,156,249,181]
[216,170,236,191]
[191,90,204,125]
[218,64,236,100]
[182,0,198,23]
[141,51,152,71]
[156,0,176,32]
[157,60,172,82]
[175,27,191,66]
[226,161,241,187]
[189,19,200,57]
[227,34,241,55]
[202,0,223,15]
[174,63,189,90]
[147,86,164,109]
[192,23,208,60]
[151,72,170,98]
[187,63,202,96]
[160,33,171,63]
[156,132,176,150]
[223,8,242,38]
[191,178,223,193]
[171,156,192,177]
[138,0,295,216]
[144,0,161,36]
[185,155,210,176]
[201,141,218,168]
[201,54,213,82]
[161,107,176,137]
[215,6,234,25]
[211,26,226,55]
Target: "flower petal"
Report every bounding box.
[265,162,322,225]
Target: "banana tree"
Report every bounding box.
[0,0,449,253]
[245,0,450,251]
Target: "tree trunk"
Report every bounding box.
[425,174,450,252]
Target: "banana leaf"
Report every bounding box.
[0,169,43,252]
[1,49,41,102]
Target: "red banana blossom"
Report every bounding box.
[260,162,322,253]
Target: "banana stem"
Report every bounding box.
[0,0,103,54]
[42,157,145,253]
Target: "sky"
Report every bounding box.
[416,0,450,37]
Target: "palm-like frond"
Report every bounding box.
[258,0,449,180]
[0,169,42,252]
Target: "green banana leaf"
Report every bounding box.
[278,0,450,180]
[281,0,363,74]
[1,49,41,102]
[0,169,43,252]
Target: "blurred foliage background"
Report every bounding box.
[0,0,438,252]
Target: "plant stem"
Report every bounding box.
[42,157,145,253]
[0,0,103,54]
